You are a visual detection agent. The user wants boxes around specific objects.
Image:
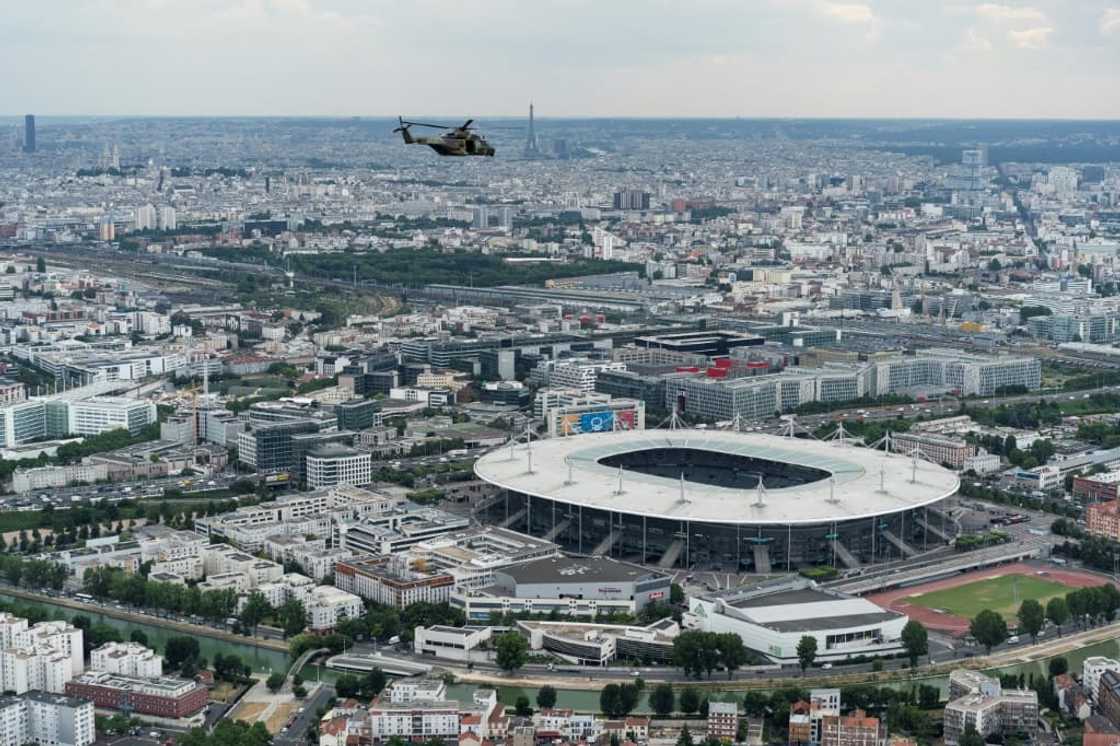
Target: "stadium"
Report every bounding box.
[474,429,960,572]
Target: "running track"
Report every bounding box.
[867,562,1115,635]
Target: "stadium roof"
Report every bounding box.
[475,429,958,526]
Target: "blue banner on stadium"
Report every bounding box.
[580,411,614,432]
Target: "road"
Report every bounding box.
[273,683,333,746]
[2,471,243,511]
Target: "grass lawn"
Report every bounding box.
[906,574,1070,621]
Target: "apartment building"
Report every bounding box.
[89,642,163,678]
[820,710,883,746]
[943,671,1038,746]
[0,693,95,746]
[891,432,976,468]
[708,701,739,742]
[1087,500,1120,541]
[335,557,455,608]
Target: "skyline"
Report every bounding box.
[5,0,1120,120]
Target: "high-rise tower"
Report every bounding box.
[524,102,540,158]
[23,115,35,154]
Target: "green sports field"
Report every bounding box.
[906,574,1070,621]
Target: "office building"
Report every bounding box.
[305,445,371,489]
[65,671,208,718]
[613,190,650,210]
[413,625,492,663]
[335,399,380,432]
[236,419,320,473]
[66,397,156,437]
[23,116,35,154]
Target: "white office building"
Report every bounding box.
[305,445,372,489]
[66,397,157,437]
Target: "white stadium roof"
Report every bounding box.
[474,429,958,526]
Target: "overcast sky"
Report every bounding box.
[4,0,1119,119]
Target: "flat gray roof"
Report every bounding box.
[475,430,958,525]
[501,556,665,585]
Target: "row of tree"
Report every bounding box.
[671,631,750,679]
[83,566,239,623]
[969,584,1120,652]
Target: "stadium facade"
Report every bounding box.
[474,430,959,572]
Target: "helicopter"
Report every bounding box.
[393,117,495,157]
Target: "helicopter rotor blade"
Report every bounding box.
[399,119,452,130]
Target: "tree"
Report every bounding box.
[165,636,200,670]
[715,633,747,679]
[600,685,623,717]
[36,256,46,273]
[650,683,675,716]
[335,674,360,699]
[796,635,818,672]
[277,598,307,639]
[293,684,307,699]
[900,620,928,667]
[494,632,528,673]
[515,696,533,717]
[1049,657,1069,678]
[672,631,722,679]
[266,672,285,692]
[1016,599,1045,643]
[670,583,685,605]
[959,725,985,746]
[1046,597,1070,633]
[600,683,640,717]
[239,591,271,634]
[677,726,695,746]
[536,685,557,710]
[129,630,149,647]
[970,609,1009,653]
[742,691,769,718]
[988,258,1002,272]
[359,669,387,699]
[679,687,701,715]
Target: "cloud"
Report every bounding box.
[959,27,994,53]
[1102,8,1120,36]
[1007,26,1053,48]
[814,1,880,40]
[974,3,1047,24]
[817,1,875,23]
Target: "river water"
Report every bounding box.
[7,593,1117,712]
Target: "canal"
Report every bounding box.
[5,593,1117,713]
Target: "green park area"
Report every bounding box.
[906,574,1070,621]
